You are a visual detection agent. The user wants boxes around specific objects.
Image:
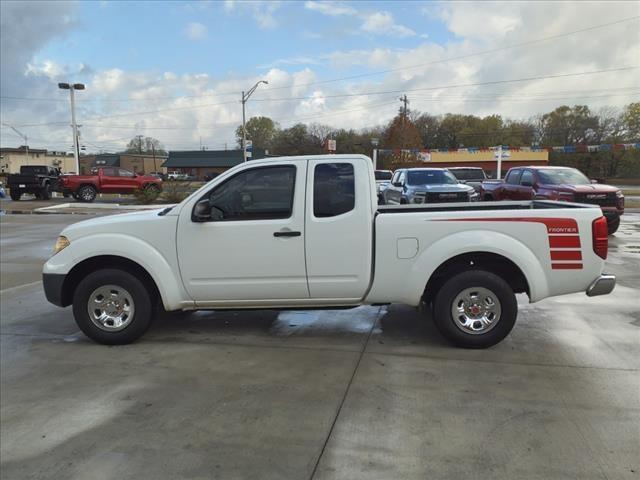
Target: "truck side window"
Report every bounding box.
[505,169,521,185]
[118,169,135,178]
[520,170,534,186]
[102,167,117,177]
[314,163,355,218]
[207,166,296,221]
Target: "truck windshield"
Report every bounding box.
[537,168,590,185]
[407,170,458,186]
[374,171,392,181]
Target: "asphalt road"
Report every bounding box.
[1,213,639,479]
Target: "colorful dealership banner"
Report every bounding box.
[377,143,640,155]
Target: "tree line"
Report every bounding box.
[235,103,639,178]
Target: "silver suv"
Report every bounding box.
[382,168,479,204]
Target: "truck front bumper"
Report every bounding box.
[43,273,67,307]
[586,274,616,297]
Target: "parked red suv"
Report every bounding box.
[481,166,624,234]
[61,167,162,202]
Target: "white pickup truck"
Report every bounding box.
[43,155,615,348]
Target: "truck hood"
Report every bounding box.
[61,208,172,241]
[410,184,474,193]
[544,183,620,193]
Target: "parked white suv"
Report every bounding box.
[43,155,614,348]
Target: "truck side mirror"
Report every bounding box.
[192,199,212,222]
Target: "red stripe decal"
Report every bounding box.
[550,250,582,261]
[552,263,583,270]
[549,236,581,248]
[435,217,579,234]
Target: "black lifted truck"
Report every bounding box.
[7,165,62,201]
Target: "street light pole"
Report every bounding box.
[241,80,268,162]
[58,82,85,173]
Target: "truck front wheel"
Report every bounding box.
[41,183,51,200]
[72,269,154,345]
[77,185,97,202]
[432,270,517,348]
[607,217,620,235]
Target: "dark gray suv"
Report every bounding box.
[382,168,479,205]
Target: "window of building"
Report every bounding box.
[314,163,355,218]
[206,165,296,221]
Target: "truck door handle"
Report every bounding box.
[274,231,301,237]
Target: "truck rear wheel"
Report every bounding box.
[432,270,517,348]
[77,185,97,202]
[72,269,155,345]
[607,217,620,235]
[10,190,21,201]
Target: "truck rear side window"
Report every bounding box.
[208,165,296,221]
[314,163,355,217]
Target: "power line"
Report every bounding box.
[9,66,637,128]
[1,16,637,105]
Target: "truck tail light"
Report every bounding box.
[592,216,608,260]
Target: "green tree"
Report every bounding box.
[537,105,598,145]
[124,136,166,155]
[621,102,640,141]
[235,116,279,150]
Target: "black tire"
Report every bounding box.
[483,194,493,201]
[400,197,408,204]
[40,183,51,200]
[72,268,155,345]
[607,217,620,235]
[378,194,385,205]
[72,193,79,200]
[9,190,21,201]
[77,185,97,202]
[432,270,517,349]
[144,183,161,196]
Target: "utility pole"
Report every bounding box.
[2,123,28,166]
[241,80,268,162]
[152,144,157,172]
[399,94,409,122]
[136,135,143,154]
[496,145,503,179]
[58,83,85,173]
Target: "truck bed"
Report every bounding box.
[377,200,589,214]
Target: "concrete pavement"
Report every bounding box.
[1,213,639,479]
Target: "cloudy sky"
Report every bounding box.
[0,0,638,153]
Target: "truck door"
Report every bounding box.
[305,158,373,300]
[516,169,535,200]
[502,169,522,200]
[176,161,309,303]
[117,168,139,193]
[98,167,119,193]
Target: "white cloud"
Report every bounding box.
[2,1,639,154]
[25,60,65,79]
[361,11,416,38]
[185,22,207,40]
[223,1,282,29]
[304,1,356,16]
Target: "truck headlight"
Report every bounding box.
[53,236,70,255]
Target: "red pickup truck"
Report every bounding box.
[481,166,624,234]
[61,167,162,203]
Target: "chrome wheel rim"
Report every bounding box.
[81,188,94,201]
[87,285,135,331]
[451,286,501,335]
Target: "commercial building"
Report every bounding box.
[79,153,168,175]
[162,149,267,180]
[0,146,76,174]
